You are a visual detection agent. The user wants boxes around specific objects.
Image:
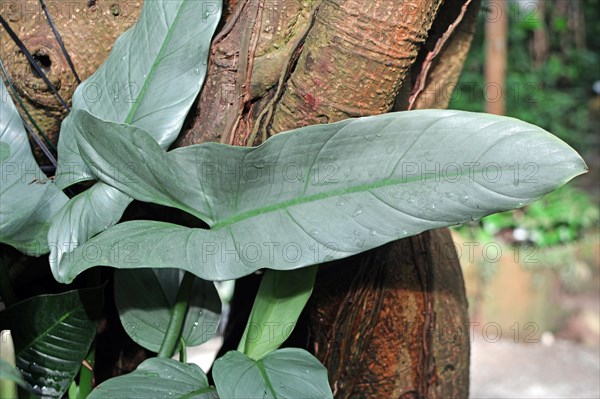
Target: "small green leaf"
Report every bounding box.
[213,349,333,399]
[89,358,218,399]
[238,267,317,360]
[0,287,104,398]
[0,80,68,255]
[56,110,586,283]
[115,269,221,353]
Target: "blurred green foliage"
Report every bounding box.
[455,185,599,247]
[452,0,599,249]
[450,0,600,150]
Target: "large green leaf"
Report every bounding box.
[0,80,68,255]
[213,349,333,399]
[88,358,218,399]
[54,110,586,283]
[238,267,317,360]
[0,287,104,398]
[115,268,221,353]
[54,0,222,188]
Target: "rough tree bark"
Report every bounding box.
[0,0,480,396]
[0,0,142,159]
[186,1,480,397]
[484,0,506,116]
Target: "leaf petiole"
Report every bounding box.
[78,344,95,399]
[178,338,187,363]
[157,271,195,358]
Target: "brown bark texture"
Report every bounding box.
[0,0,142,159]
[484,0,506,115]
[187,0,480,397]
[310,228,469,398]
[0,0,481,397]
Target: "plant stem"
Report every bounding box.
[78,263,101,398]
[78,344,95,399]
[157,272,195,358]
[178,338,187,363]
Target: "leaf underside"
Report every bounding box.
[238,267,317,360]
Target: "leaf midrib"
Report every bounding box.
[256,360,278,398]
[210,167,526,230]
[124,0,187,124]
[17,305,85,358]
[179,386,216,398]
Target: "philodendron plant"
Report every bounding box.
[0,0,587,398]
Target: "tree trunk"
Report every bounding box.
[1,0,481,396]
[191,1,481,397]
[309,228,469,398]
[0,0,142,161]
[484,0,507,116]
